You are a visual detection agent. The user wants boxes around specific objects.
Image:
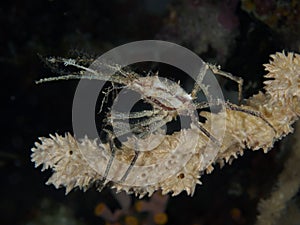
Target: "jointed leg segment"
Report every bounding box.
[208,64,244,104]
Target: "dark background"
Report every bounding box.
[1,0,298,225]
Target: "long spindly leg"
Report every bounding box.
[36,56,134,85]
[97,132,117,191]
[196,122,221,147]
[98,128,142,185]
[191,63,244,103]
[112,120,149,137]
[109,109,158,120]
[208,64,244,104]
[120,150,140,183]
[184,100,224,147]
[194,102,210,110]
[104,112,170,184]
[103,107,158,133]
[111,111,170,138]
[193,101,276,148]
[116,114,172,183]
[194,99,226,110]
[191,63,209,99]
[96,135,142,190]
[225,102,276,133]
[98,84,127,115]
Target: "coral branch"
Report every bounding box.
[31,52,300,197]
[255,121,300,225]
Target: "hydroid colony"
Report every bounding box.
[32,52,300,197]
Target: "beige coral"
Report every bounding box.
[31,52,300,197]
[255,121,300,225]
